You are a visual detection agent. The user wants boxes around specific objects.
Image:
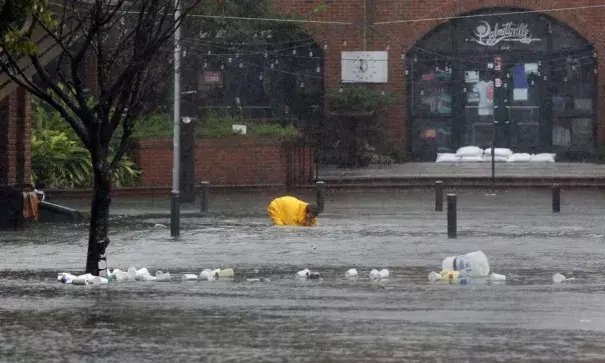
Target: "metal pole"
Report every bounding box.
[491,121,497,194]
[170,0,181,238]
[447,193,457,239]
[552,184,561,213]
[316,181,325,214]
[435,180,443,212]
[200,181,209,213]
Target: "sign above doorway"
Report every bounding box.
[468,21,541,47]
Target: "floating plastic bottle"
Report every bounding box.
[215,268,234,278]
[441,251,490,277]
[135,268,151,281]
[296,268,310,278]
[127,267,137,280]
[553,273,566,283]
[345,269,358,278]
[199,269,214,281]
[369,269,379,279]
[90,276,109,285]
[182,274,198,281]
[71,277,89,285]
[489,273,506,282]
[155,271,171,282]
[377,269,389,279]
[428,271,442,282]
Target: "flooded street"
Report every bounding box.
[1,190,605,362]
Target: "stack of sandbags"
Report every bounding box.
[483,148,513,163]
[456,146,483,162]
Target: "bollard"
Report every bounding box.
[447,193,457,239]
[316,181,325,214]
[435,180,444,212]
[552,184,560,213]
[200,181,210,213]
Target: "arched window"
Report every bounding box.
[405,8,596,161]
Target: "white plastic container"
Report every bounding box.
[442,251,490,277]
[90,276,109,285]
[377,269,390,279]
[127,267,137,280]
[71,277,89,285]
[369,269,379,279]
[296,268,310,278]
[199,269,214,281]
[345,269,358,278]
[181,274,198,281]
[428,271,442,282]
[553,273,566,283]
[155,271,171,282]
[216,268,234,278]
[489,273,506,282]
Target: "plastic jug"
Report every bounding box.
[216,268,234,278]
[441,251,490,277]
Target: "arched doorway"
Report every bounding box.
[405,8,597,161]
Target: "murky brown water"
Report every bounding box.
[1,190,605,362]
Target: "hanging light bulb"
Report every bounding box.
[309,51,313,57]
[203,62,208,68]
[275,59,279,65]
[220,64,225,70]
[264,51,268,58]
[270,63,275,69]
[342,40,347,46]
[316,66,321,73]
[207,50,212,55]
[413,55,417,62]
[292,49,297,55]
[381,90,385,96]
[339,87,343,93]
[259,73,264,80]
[239,62,243,68]
[401,53,405,60]
[323,44,328,50]
[228,57,232,63]
[386,45,390,51]
[300,82,304,88]
[236,52,240,58]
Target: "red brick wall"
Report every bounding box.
[0,87,31,186]
[273,0,605,154]
[137,137,314,187]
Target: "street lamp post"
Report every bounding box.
[170,0,182,237]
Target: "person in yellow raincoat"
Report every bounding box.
[267,196,319,226]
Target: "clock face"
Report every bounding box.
[352,56,377,81]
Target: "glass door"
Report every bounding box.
[502,57,544,152]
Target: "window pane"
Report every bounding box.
[551,55,596,117]
[410,57,453,117]
[410,119,453,160]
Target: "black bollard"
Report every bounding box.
[316,181,325,214]
[200,181,210,213]
[447,193,457,239]
[435,180,444,212]
[552,184,560,213]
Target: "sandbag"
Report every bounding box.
[458,155,483,162]
[435,153,459,163]
[482,155,508,163]
[483,148,513,158]
[530,153,556,163]
[456,146,483,157]
[507,153,532,163]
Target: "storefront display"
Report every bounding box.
[406,8,597,161]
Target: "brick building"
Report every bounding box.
[2,0,604,187]
[275,0,605,161]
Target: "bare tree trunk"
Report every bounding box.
[85,164,112,275]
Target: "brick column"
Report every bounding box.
[0,87,31,186]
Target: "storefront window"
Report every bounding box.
[406,7,597,160]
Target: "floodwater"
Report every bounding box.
[1,190,605,362]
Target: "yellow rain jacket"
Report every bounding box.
[267,196,317,226]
